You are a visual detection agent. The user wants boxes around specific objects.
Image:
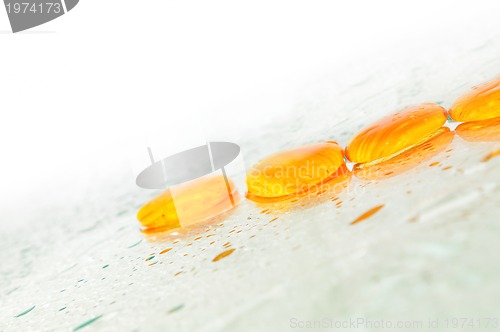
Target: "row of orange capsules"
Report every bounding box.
[137,77,500,233]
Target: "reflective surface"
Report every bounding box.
[455,116,500,142]
[2,32,500,332]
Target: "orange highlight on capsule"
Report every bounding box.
[137,175,238,233]
[246,141,346,202]
[353,128,454,180]
[449,77,500,122]
[455,116,500,142]
[346,103,448,165]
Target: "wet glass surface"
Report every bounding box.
[1,33,500,332]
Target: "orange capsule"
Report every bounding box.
[353,127,454,180]
[246,141,345,202]
[345,103,448,164]
[449,77,500,122]
[137,174,238,233]
[455,116,500,142]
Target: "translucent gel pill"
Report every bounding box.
[449,77,500,122]
[137,174,238,233]
[353,127,454,180]
[251,164,351,212]
[455,116,500,142]
[246,141,345,202]
[345,103,448,164]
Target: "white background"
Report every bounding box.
[0,0,499,206]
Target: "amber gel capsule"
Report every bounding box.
[455,116,500,142]
[246,141,345,202]
[353,128,454,180]
[449,77,500,122]
[137,175,238,233]
[345,103,448,164]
